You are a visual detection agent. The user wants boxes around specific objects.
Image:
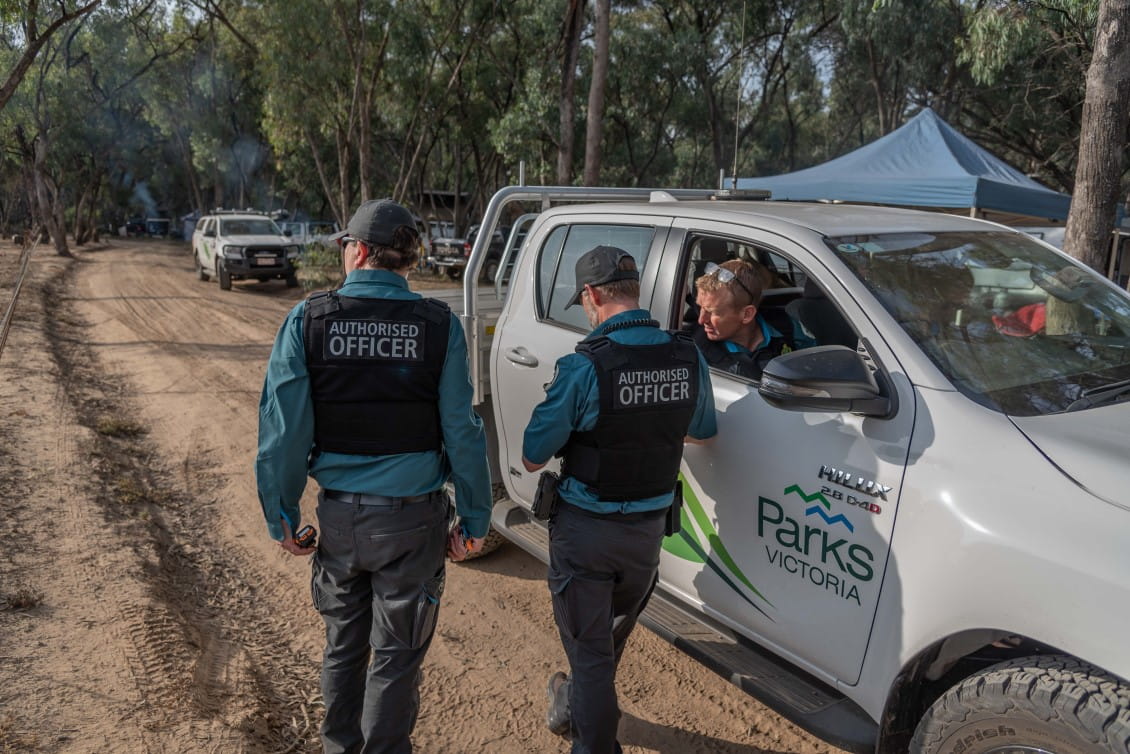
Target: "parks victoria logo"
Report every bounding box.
[664,478,877,612]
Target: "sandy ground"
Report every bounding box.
[0,239,843,753]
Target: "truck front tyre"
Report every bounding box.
[218,262,232,291]
[911,655,1130,754]
[285,273,299,288]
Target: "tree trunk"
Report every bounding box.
[72,184,89,244]
[304,126,343,226]
[583,0,610,186]
[557,0,584,185]
[212,166,224,211]
[1061,0,1130,274]
[453,139,463,233]
[85,180,102,244]
[173,127,203,213]
[32,137,70,257]
[334,124,350,221]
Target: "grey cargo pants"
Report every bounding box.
[548,501,667,754]
[311,488,450,754]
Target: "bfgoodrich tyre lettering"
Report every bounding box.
[911,655,1130,754]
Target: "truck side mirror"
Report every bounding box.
[758,346,893,417]
[283,229,293,237]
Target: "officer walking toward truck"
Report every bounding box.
[255,198,492,754]
[521,245,717,754]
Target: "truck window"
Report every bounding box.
[537,224,656,331]
[677,234,851,381]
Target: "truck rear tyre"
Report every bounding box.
[195,255,208,281]
[218,262,232,291]
[910,654,1130,754]
[446,267,462,281]
[483,260,500,284]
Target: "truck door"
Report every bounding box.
[651,221,915,686]
[202,219,216,266]
[490,216,672,506]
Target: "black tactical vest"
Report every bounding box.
[562,323,699,501]
[303,291,450,455]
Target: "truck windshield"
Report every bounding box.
[221,218,280,236]
[827,231,1130,416]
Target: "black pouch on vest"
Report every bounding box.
[532,471,561,521]
[665,479,684,537]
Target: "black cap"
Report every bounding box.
[329,198,417,249]
[565,245,640,308]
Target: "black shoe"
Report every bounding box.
[545,671,571,735]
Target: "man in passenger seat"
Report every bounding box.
[691,259,815,380]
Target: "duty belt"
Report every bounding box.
[322,488,439,507]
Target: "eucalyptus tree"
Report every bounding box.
[487,0,581,188]
[822,0,968,154]
[186,4,268,210]
[1,6,131,254]
[258,0,380,225]
[557,0,584,184]
[1061,0,1129,272]
[582,0,609,185]
[637,0,835,183]
[0,0,100,114]
[960,0,1100,191]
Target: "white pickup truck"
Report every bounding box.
[447,185,1130,754]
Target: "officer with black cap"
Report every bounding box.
[255,198,492,754]
[522,245,717,754]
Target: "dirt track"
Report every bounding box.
[0,240,842,753]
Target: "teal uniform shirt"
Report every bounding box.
[522,309,717,515]
[724,313,816,356]
[255,269,493,540]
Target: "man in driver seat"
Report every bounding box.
[691,258,815,380]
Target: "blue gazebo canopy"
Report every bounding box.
[735,108,1072,222]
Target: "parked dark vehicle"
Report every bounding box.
[146,218,170,237]
[428,224,509,282]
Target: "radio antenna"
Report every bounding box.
[730,0,747,190]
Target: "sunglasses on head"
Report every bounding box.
[704,261,757,305]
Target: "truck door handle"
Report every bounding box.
[505,346,539,367]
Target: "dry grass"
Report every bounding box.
[113,476,148,506]
[2,585,43,610]
[0,712,39,751]
[95,415,146,438]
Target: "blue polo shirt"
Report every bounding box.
[255,269,493,539]
[523,309,717,514]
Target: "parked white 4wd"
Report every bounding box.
[450,186,1130,754]
[192,211,302,290]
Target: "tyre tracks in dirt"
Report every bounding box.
[58,256,322,752]
[1,243,322,752]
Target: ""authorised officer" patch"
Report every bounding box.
[324,319,425,361]
[612,367,693,409]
